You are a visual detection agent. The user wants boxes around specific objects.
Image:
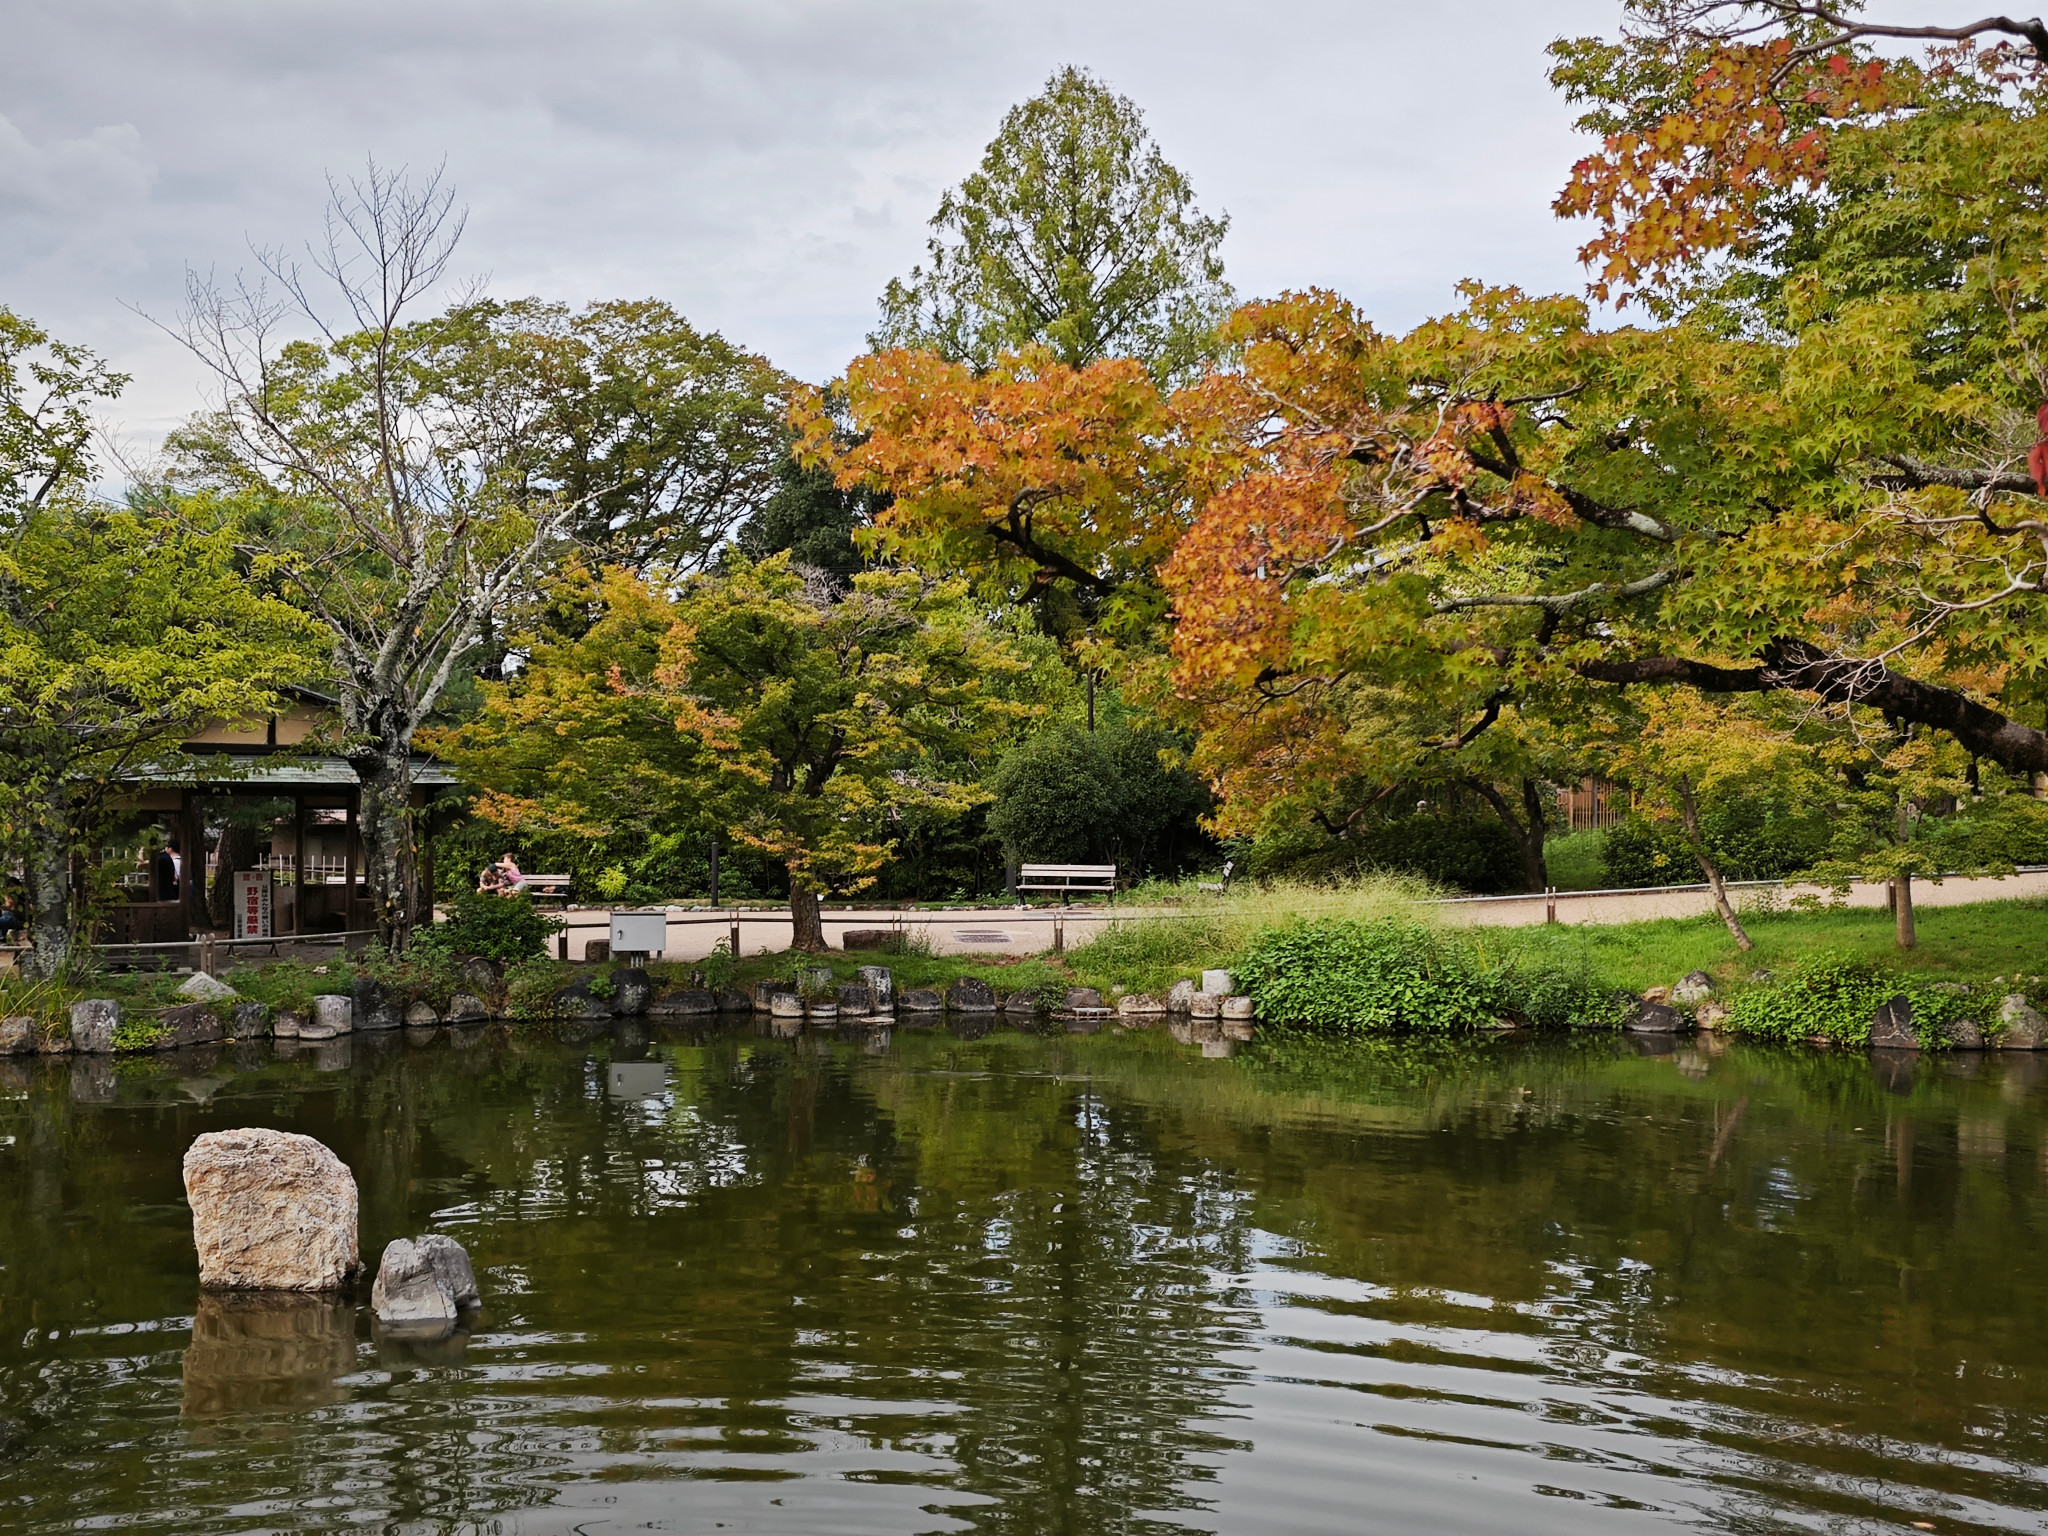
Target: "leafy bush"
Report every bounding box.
[1249,806,1523,895]
[1234,918,1503,1033]
[1602,796,1831,889]
[1501,950,1633,1031]
[503,959,564,1020]
[989,718,1214,881]
[434,892,562,963]
[1723,950,1979,1047]
[112,1013,172,1052]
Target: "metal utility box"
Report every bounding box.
[609,909,667,958]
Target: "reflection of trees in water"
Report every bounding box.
[8,1026,2048,1532]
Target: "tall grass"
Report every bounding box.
[1071,874,1444,995]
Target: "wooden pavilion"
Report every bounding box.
[99,686,456,946]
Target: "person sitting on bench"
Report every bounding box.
[0,892,22,939]
[479,854,525,895]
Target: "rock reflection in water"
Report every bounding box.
[181,1292,357,1417]
[371,1313,473,1369]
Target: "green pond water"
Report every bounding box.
[2,1019,2046,1534]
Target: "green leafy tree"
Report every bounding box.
[987,715,1213,880]
[447,556,1034,951]
[0,310,317,975]
[419,296,788,583]
[166,165,587,947]
[874,65,1232,382]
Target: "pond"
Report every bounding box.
[2,1021,2046,1535]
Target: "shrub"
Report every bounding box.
[989,717,1214,881]
[1723,951,1978,1047]
[1248,807,1522,895]
[1502,950,1633,1031]
[1234,918,1503,1033]
[434,892,562,963]
[503,958,563,1020]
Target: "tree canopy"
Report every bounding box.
[873,65,1232,383]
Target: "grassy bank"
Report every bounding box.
[9,878,2046,1046]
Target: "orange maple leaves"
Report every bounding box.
[1557,39,1893,303]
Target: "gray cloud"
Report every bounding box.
[0,0,1622,446]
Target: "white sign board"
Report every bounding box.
[233,870,272,940]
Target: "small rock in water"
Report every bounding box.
[371,1234,480,1327]
[1200,970,1233,996]
[183,1128,359,1291]
[176,972,238,1003]
[1694,1001,1730,1031]
[900,988,943,1012]
[404,1001,439,1028]
[0,1017,35,1054]
[445,993,489,1025]
[946,977,996,1013]
[1625,999,1684,1034]
[1166,979,1197,1012]
[1999,994,2047,1050]
[1947,1018,1985,1050]
[1671,970,1714,1005]
[1870,994,1919,1051]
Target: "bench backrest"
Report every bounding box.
[1017,864,1116,886]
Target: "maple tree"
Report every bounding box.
[443,556,1033,951]
[794,346,1189,641]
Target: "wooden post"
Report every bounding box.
[729,910,741,959]
[1546,886,1558,924]
[344,791,358,930]
[292,792,306,937]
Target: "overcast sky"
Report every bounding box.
[2,0,1625,449]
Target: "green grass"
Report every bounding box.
[1544,830,1608,892]
[1471,896,2048,997]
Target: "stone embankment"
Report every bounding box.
[1621,968,2048,1052]
[0,964,1260,1056]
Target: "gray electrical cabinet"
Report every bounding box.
[609,909,667,957]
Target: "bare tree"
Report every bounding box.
[165,162,578,946]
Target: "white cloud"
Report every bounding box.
[0,0,1623,450]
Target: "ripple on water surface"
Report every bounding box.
[2,1026,2047,1534]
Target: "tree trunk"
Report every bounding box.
[789,876,827,953]
[23,779,73,980]
[1470,777,1550,893]
[1896,871,1918,949]
[353,750,417,950]
[208,822,258,930]
[1678,778,1752,951]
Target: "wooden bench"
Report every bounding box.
[493,874,571,907]
[1016,864,1117,905]
[0,944,26,973]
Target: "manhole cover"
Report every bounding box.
[952,929,1014,945]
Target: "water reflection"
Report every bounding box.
[1,1023,2047,1533]
[181,1292,356,1417]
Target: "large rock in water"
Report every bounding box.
[857,965,894,1009]
[183,1129,359,1291]
[69,999,118,1054]
[370,1234,479,1326]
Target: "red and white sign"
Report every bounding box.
[233,870,272,940]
